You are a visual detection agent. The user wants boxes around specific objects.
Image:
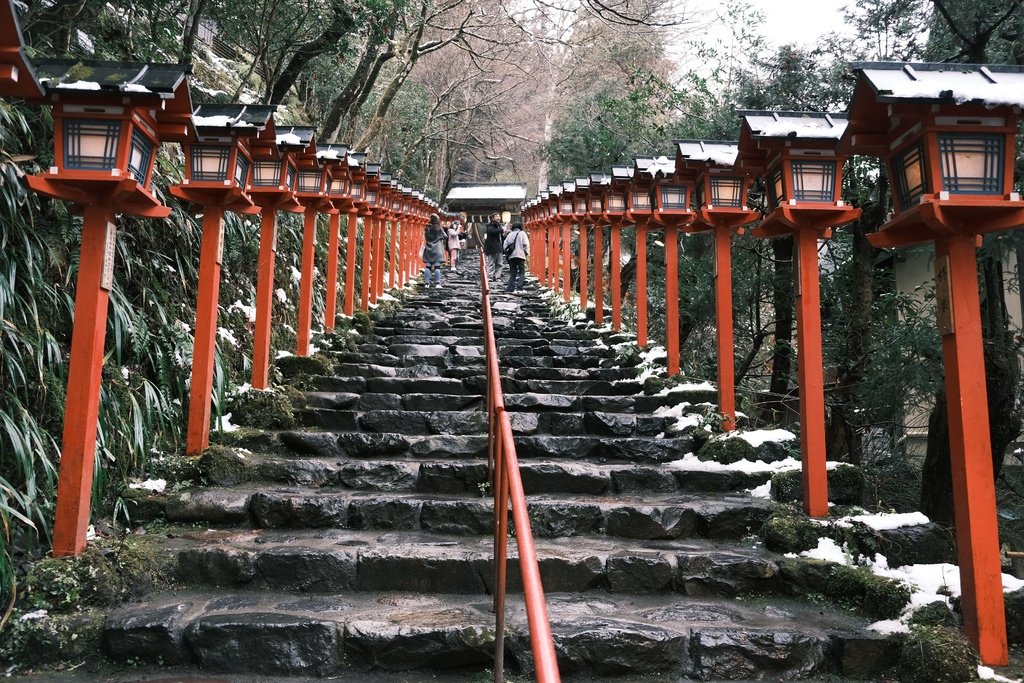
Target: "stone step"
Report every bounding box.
[299,391,484,413]
[167,529,785,599]
[324,350,619,371]
[102,589,894,678]
[159,487,772,541]
[291,408,670,437]
[292,408,488,435]
[306,375,473,395]
[502,391,694,412]
[198,447,765,496]
[239,430,694,465]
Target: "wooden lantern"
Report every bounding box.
[839,61,1024,666]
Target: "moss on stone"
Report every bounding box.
[898,625,978,683]
[826,564,911,620]
[0,609,105,667]
[761,510,827,554]
[275,353,335,379]
[907,601,956,628]
[352,310,373,333]
[698,435,757,465]
[24,536,169,614]
[200,444,255,486]
[229,388,295,429]
[118,487,170,523]
[770,464,865,506]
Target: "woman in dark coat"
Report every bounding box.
[483,213,505,281]
[422,214,446,288]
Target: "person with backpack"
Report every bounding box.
[502,222,529,293]
[483,213,505,281]
[422,214,446,289]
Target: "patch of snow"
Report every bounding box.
[667,452,802,475]
[122,83,151,93]
[232,382,253,395]
[748,480,772,499]
[276,132,303,146]
[128,478,167,493]
[835,511,930,531]
[217,327,238,347]
[867,619,909,635]
[229,300,257,323]
[978,666,1021,683]
[276,350,293,359]
[216,412,239,432]
[18,609,48,622]
[275,288,288,303]
[655,381,716,396]
[192,83,227,98]
[290,266,302,283]
[85,524,96,541]
[120,367,129,380]
[723,429,796,448]
[792,537,851,565]
[54,80,102,90]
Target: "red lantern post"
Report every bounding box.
[24,59,194,556]
[840,61,1024,665]
[737,111,861,518]
[676,140,760,428]
[606,166,631,332]
[647,157,696,376]
[170,105,273,456]
[283,127,330,357]
[318,143,351,331]
[588,174,610,325]
[573,178,590,311]
[248,126,303,388]
[343,153,367,316]
[360,165,381,311]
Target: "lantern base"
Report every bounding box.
[249,188,302,212]
[869,197,1024,248]
[753,204,861,239]
[649,211,695,230]
[687,207,760,234]
[169,184,260,215]
[26,173,169,218]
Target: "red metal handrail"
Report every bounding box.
[478,249,561,683]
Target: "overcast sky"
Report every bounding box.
[755,0,853,47]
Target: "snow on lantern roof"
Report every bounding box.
[347,151,366,167]
[739,110,848,140]
[35,59,189,98]
[676,140,739,168]
[851,61,1024,108]
[316,142,350,161]
[562,181,575,193]
[589,173,611,185]
[635,155,675,178]
[193,104,276,133]
[547,185,562,196]
[575,177,590,190]
[445,184,526,202]
[275,126,316,148]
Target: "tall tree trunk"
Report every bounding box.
[179,0,208,65]
[267,6,356,105]
[921,390,954,526]
[768,236,794,422]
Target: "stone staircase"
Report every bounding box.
[104,250,895,679]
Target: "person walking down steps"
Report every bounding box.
[503,221,529,293]
[422,214,446,289]
[483,213,505,282]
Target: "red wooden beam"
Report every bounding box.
[635,222,647,347]
[296,208,318,356]
[664,224,678,375]
[51,205,116,556]
[344,210,358,317]
[251,206,278,389]
[610,226,622,332]
[324,212,341,332]
[714,225,736,430]
[594,224,604,325]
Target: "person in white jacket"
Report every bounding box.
[502,222,529,293]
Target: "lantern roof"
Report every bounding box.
[364,163,381,177]
[562,180,575,193]
[634,155,675,178]
[589,173,611,185]
[575,177,590,190]
[276,125,316,151]
[192,104,275,136]
[849,61,1024,108]
[675,140,739,168]
[540,190,550,200]
[380,172,392,183]
[738,110,848,141]
[445,183,527,202]
[347,151,366,167]
[34,58,189,97]
[1,0,43,98]
[316,142,350,161]
[547,184,562,195]
[610,165,633,182]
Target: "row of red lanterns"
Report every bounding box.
[1,3,441,565]
[522,62,1024,667]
